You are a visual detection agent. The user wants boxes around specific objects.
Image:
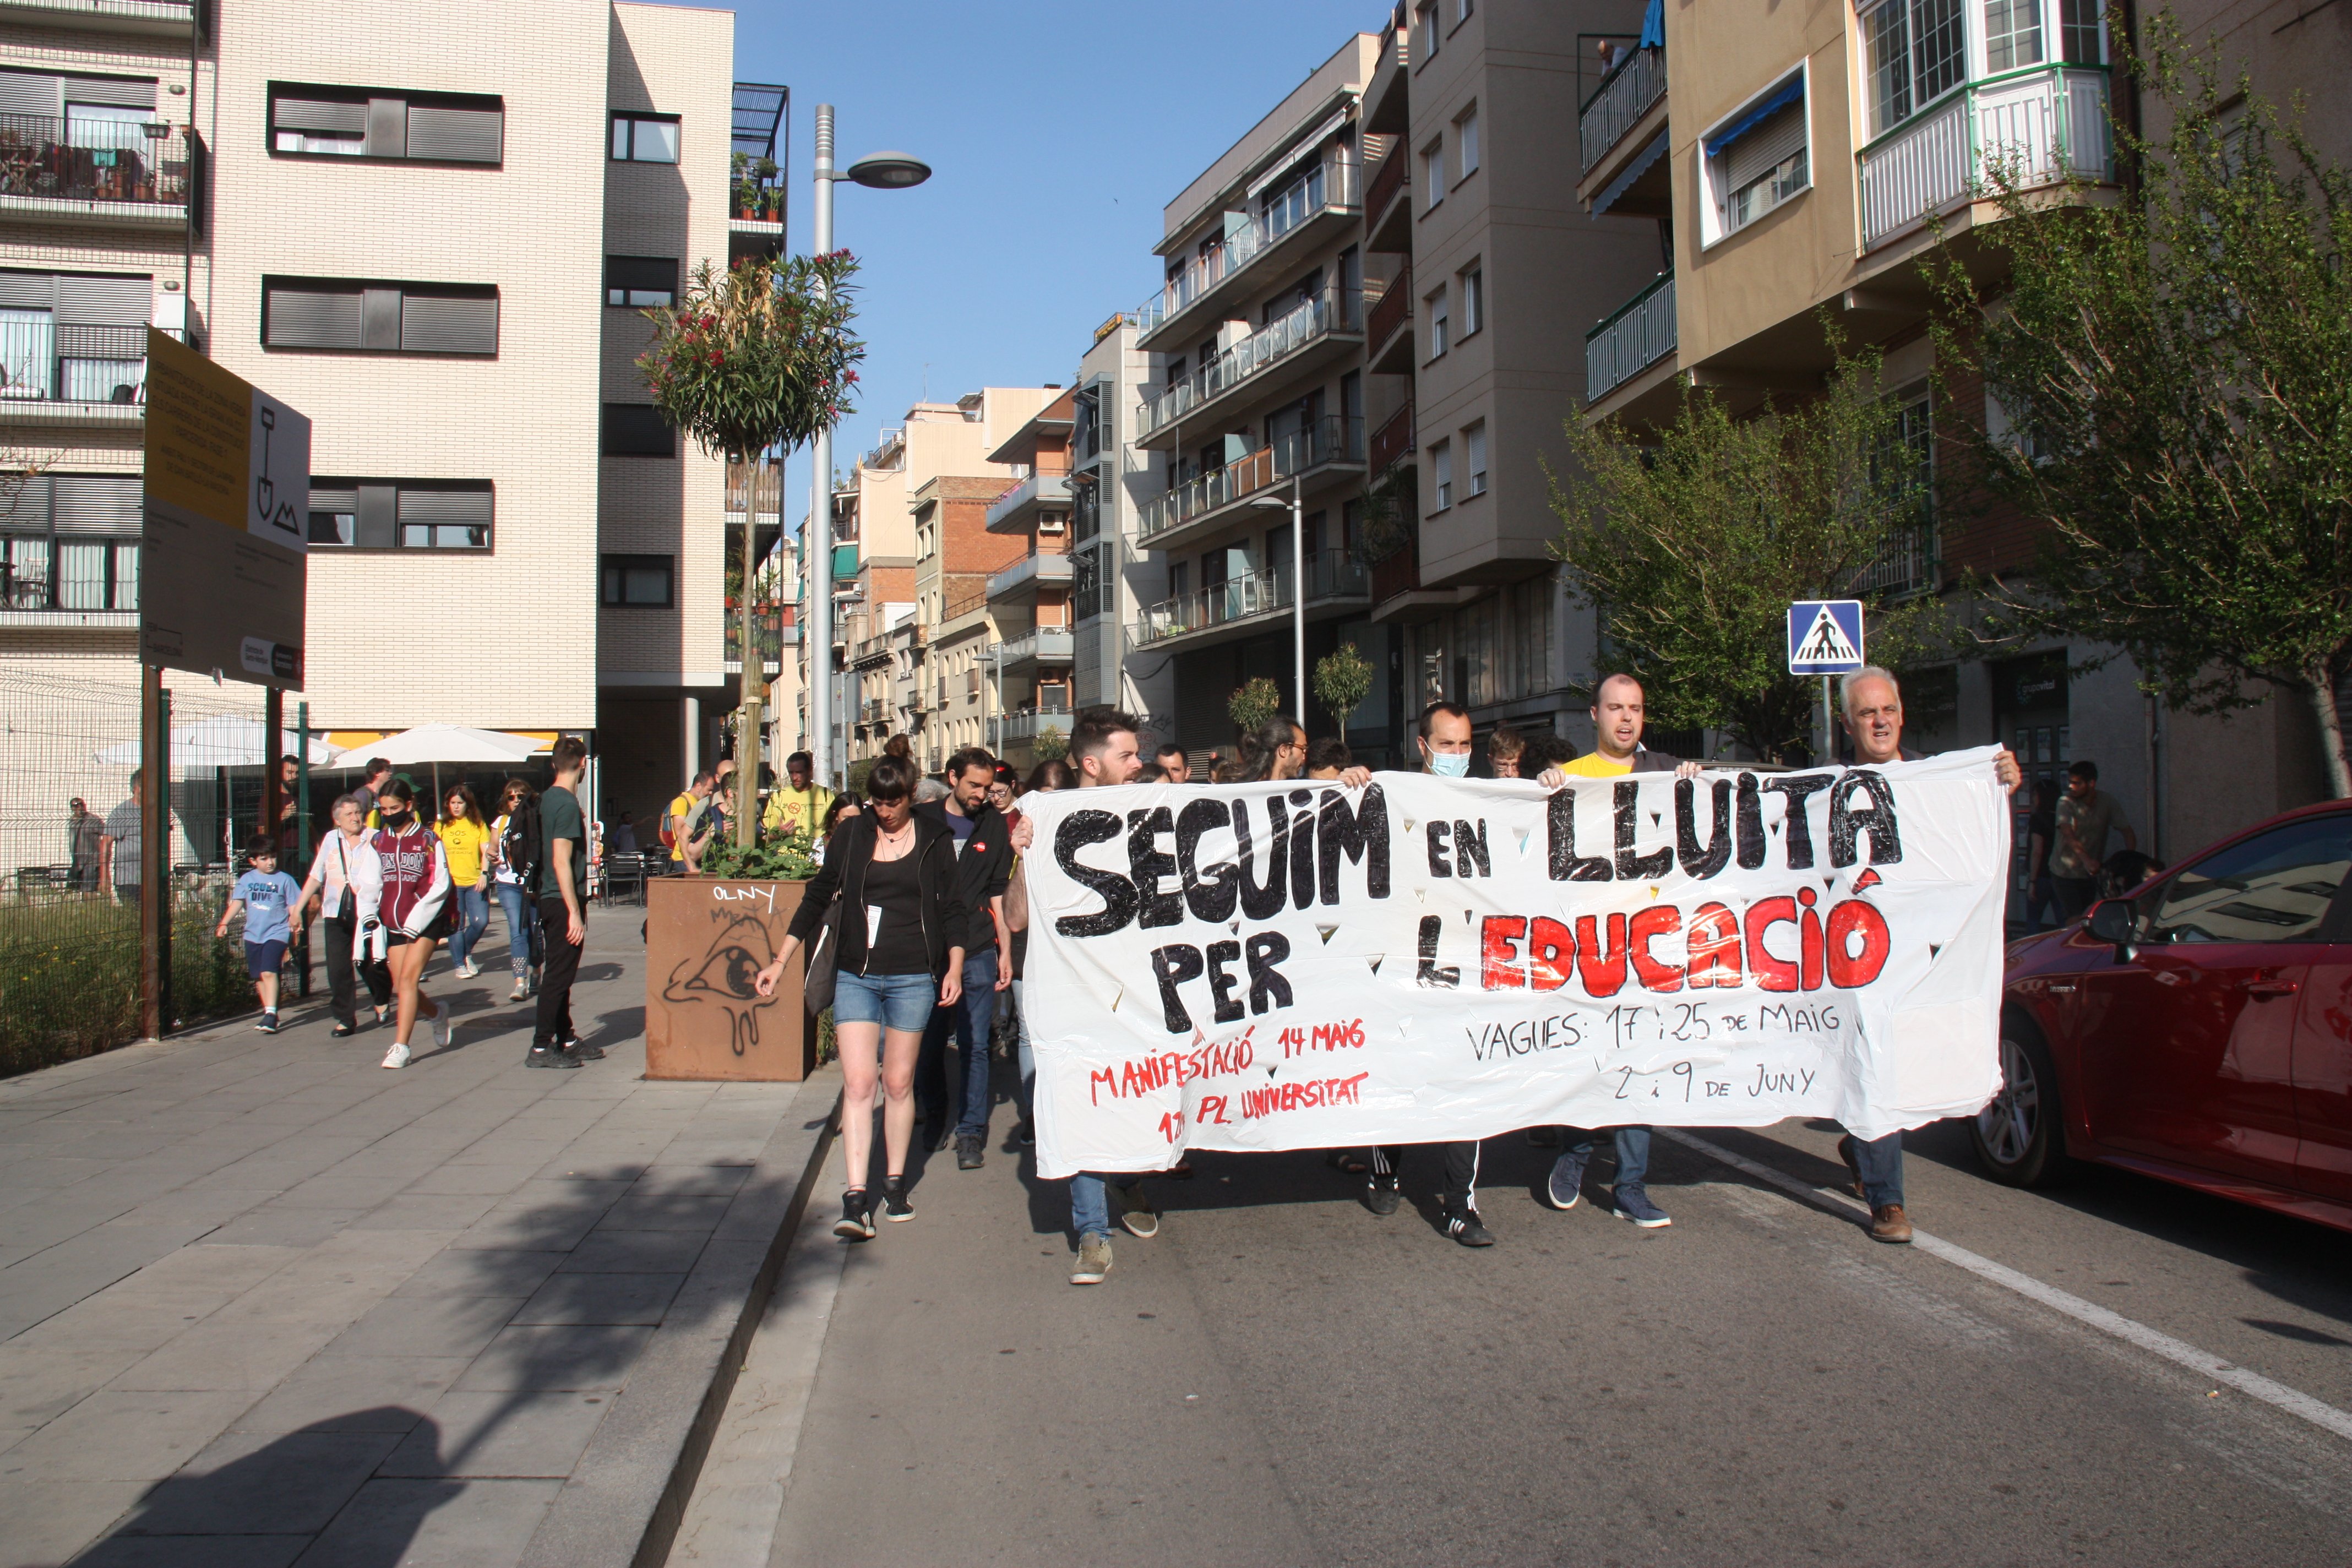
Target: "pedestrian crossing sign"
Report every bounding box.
[1788,599,1865,674]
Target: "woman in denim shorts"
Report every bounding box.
[758,756,967,1240]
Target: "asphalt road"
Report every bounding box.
[715,1079,2352,1567]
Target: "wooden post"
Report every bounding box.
[139,667,171,1040]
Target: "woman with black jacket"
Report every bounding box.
[756,756,966,1239]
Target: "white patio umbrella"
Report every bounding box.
[330,725,547,768]
[94,716,337,769]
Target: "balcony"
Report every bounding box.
[998,625,1074,672]
[728,181,785,263]
[0,322,155,428]
[1364,140,1410,254]
[862,428,904,472]
[726,461,781,518]
[998,703,1072,745]
[1367,263,1412,375]
[1130,549,1370,652]
[1855,521,1939,597]
[986,550,1074,603]
[1134,154,1362,347]
[1135,415,1364,556]
[0,116,197,231]
[1369,401,1415,474]
[721,608,794,675]
[0,0,200,37]
[984,470,1071,533]
[1581,46,1667,173]
[1858,66,2113,252]
[1137,286,1363,448]
[1586,273,1675,405]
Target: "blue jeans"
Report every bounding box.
[918,949,999,1136]
[1012,978,1034,1124]
[1847,1129,1905,1208]
[1071,1172,1144,1244]
[493,881,542,977]
[1565,1125,1652,1191]
[447,885,489,970]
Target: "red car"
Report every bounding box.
[1980,800,2352,1233]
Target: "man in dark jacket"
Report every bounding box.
[914,747,1015,1168]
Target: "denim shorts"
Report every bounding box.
[833,969,937,1032]
[245,938,287,979]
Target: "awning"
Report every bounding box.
[1638,0,1665,51]
[1704,74,1804,157]
[1246,108,1351,200]
[1592,127,1670,217]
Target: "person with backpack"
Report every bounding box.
[488,778,543,1003]
[666,769,715,873]
[350,777,453,1070]
[529,737,596,1069]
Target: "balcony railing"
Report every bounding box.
[1366,262,1411,354]
[1136,415,1365,548]
[1365,139,1408,224]
[1580,46,1666,173]
[1131,549,1368,648]
[984,469,1071,531]
[1134,154,1360,337]
[0,114,192,210]
[726,461,781,516]
[1858,66,2111,250]
[859,697,889,723]
[0,321,150,406]
[723,608,793,668]
[1140,286,1363,438]
[998,626,1075,669]
[1369,401,1415,473]
[999,702,1073,744]
[0,0,200,32]
[1585,273,1675,402]
[987,550,1074,601]
[862,428,903,472]
[1855,522,1938,597]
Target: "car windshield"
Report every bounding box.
[2142,815,2352,944]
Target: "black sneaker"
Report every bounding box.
[1016,1121,1035,1148]
[835,1189,875,1240]
[526,1043,581,1070]
[956,1133,983,1170]
[1365,1177,1402,1216]
[1444,1205,1496,1247]
[257,1012,280,1034]
[562,1037,605,1062]
[880,1178,916,1222]
[329,1022,355,1038]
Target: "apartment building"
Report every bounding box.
[981,386,1075,767]
[912,469,1020,770]
[1067,312,1169,736]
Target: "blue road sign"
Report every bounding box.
[1788,600,1866,674]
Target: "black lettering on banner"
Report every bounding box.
[1289,791,1317,910]
[1614,780,1673,880]
[1735,771,1767,869]
[1453,819,1491,879]
[1547,787,1613,882]
[1055,810,1137,937]
[1151,943,1205,1032]
[1416,914,1460,988]
[1127,807,1183,929]
[1676,777,1733,879]
[1427,818,1453,879]
[1245,930,1293,1014]
[1827,770,1904,868]
[1176,796,1239,922]
[1761,774,1833,869]
[1317,784,1390,903]
[1205,939,1246,1023]
[1231,795,1289,920]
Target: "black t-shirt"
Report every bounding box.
[858,850,930,975]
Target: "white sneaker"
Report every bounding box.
[380,1040,411,1070]
[431,1011,451,1050]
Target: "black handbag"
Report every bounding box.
[801,895,843,1015]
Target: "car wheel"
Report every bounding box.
[1970,1022,2067,1187]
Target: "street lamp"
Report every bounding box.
[807,106,930,792]
[1251,475,1306,728]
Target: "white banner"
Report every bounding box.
[1021,749,2012,1180]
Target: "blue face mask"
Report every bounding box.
[1430,750,1472,778]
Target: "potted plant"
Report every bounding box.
[645,828,821,1081]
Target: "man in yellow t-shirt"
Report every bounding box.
[761,750,835,841]
[667,770,715,871]
[1547,672,1694,780]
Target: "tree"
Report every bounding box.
[640,252,864,843]
[1549,340,1941,762]
[1228,677,1283,737]
[1034,725,1068,763]
[1929,21,2352,795]
[1314,643,1374,737]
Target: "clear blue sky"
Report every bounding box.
[698,0,1386,536]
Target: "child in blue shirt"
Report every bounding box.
[219,835,303,1033]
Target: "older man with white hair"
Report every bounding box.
[1833,665,2022,1242]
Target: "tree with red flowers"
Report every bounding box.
[639,252,864,846]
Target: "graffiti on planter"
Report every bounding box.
[662,909,782,1057]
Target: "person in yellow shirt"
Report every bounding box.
[667,770,715,872]
[435,785,494,979]
[1545,672,1700,780]
[762,750,836,842]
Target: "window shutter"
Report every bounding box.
[266,286,362,349]
[308,485,360,514]
[355,484,396,548]
[1,474,51,531]
[54,274,149,327]
[361,288,401,351]
[60,74,156,110]
[364,98,406,158]
[0,71,58,118]
[0,270,52,309]
[405,106,501,163]
[274,97,366,134]
[53,475,140,535]
[398,292,497,355]
[396,486,492,525]
[1725,100,1806,191]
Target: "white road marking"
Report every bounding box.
[1661,1127,2352,1446]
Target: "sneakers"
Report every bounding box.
[835,1189,875,1241]
[255,1012,280,1034]
[1444,1204,1496,1247]
[525,1042,580,1069]
[881,1177,916,1222]
[1615,1185,1673,1228]
[1070,1233,1113,1285]
[563,1037,605,1062]
[1837,1135,1866,1200]
[430,1011,451,1051]
[1869,1203,1914,1244]
[373,1005,388,1027]
[379,1040,411,1070]
[510,979,531,1003]
[1015,1121,1035,1148]
[329,1022,355,1038]
[1118,1185,1159,1239]
[1365,1176,1403,1216]
[955,1133,983,1170]
[1543,1147,1588,1211]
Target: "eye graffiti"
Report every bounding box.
[662,910,782,1057]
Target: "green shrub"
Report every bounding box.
[0,889,252,1079]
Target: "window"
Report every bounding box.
[2139,816,2352,945]
[2059,0,2104,63]
[606,255,677,309]
[263,279,498,355]
[1863,0,1966,137]
[597,555,673,607]
[1431,439,1453,510]
[269,85,503,163]
[1458,266,1483,337]
[1456,107,1479,179]
[611,113,679,164]
[1418,3,1441,59]
[0,472,140,609]
[1456,0,1474,21]
[1706,75,1810,238]
[1428,284,1449,357]
[1983,0,2044,73]
[307,481,492,551]
[601,404,675,458]
[1464,422,1488,497]
[1423,139,1444,210]
[0,269,150,402]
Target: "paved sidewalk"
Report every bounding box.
[0,922,837,1568]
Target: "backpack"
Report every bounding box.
[504,798,544,895]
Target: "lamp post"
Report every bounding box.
[807,104,930,792]
[1250,472,1306,725]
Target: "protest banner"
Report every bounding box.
[1020,749,2011,1180]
